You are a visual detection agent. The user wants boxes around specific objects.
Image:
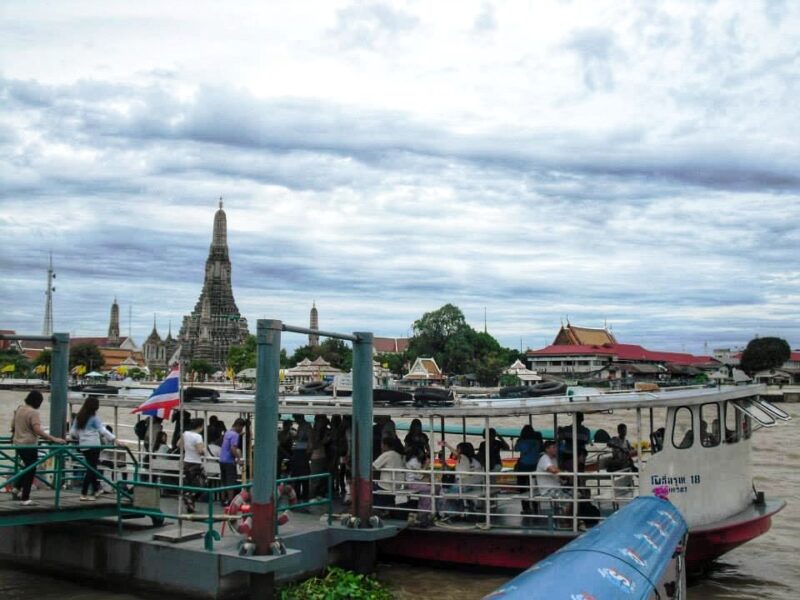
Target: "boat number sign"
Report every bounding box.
[650,474,701,495]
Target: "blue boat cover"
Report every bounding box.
[483,497,687,600]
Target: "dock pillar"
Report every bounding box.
[351,331,375,572]
[252,320,280,557]
[49,332,69,438]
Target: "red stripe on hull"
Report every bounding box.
[686,510,774,566]
[379,513,775,571]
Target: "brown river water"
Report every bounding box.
[0,390,797,599]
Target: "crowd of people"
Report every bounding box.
[7,393,641,527]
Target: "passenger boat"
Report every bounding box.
[80,382,788,573]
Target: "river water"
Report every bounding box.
[0,390,797,599]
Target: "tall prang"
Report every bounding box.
[309,302,319,347]
[108,297,121,347]
[178,200,249,369]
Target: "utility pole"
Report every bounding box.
[484,306,487,334]
[42,252,56,336]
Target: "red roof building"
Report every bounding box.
[373,337,410,354]
[527,342,718,377]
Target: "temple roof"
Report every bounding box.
[553,324,617,346]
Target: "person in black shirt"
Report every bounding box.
[558,412,591,472]
[478,428,510,471]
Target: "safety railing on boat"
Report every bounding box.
[115,472,332,551]
[370,467,639,533]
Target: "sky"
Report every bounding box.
[1,0,799,354]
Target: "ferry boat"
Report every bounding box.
[80,382,788,573]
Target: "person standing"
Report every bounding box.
[178,418,207,513]
[515,425,543,515]
[290,414,312,502]
[11,391,65,505]
[218,418,245,505]
[70,397,122,501]
[309,415,331,499]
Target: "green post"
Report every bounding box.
[50,332,70,439]
[252,319,281,555]
[351,332,374,524]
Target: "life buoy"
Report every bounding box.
[277,483,297,508]
[222,486,295,537]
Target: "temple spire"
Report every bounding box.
[108,297,120,346]
[212,198,227,247]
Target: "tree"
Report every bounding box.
[228,335,290,373]
[189,359,215,378]
[228,334,257,373]
[740,337,791,376]
[69,343,104,371]
[406,303,522,378]
[289,339,352,371]
[376,352,407,377]
[0,349,31,377]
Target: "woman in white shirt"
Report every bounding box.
[372,437,405,508]
[178,418,207,513]
[405,446,436,516]
[439,441,482,516]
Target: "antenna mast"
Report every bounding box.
[42,252,56,336]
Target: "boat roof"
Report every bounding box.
[73,383,766,419]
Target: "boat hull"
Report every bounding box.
[377,499,785,571]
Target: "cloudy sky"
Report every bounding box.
[1,0,799,353]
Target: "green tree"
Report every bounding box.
[228,335,290,373]
[0,349,31,377]
[69,343,104,371]
[189,359,215,377]
[740,337,791,376]
[289,340,352,371]
[228,334,257,373]
[406,304,521,377]
[376,352,407,377]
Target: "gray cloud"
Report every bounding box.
[1,1,799,353]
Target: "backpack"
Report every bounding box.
[134,419,149,441]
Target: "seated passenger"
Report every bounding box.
[439,441,483,515]
[536,441,570,519]
[404,445,436,519]
[606,423,638,472]
[478,428,510,472]
[372,437,405,509]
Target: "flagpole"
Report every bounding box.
[177,361,184,538]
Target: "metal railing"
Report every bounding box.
[1,442,140,508]
[370,467,639,532]
[115,472,333,551]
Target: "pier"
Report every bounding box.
[0,325,400,599]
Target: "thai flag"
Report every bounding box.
[133,366,181,419]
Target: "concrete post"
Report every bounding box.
[351,332,374,524]
[49,332,69,438]
[252,319,281,556]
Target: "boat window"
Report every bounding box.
[724,401,739,443]
[755,398,791,422]
[700,403,720,447]
[732,399,777,428]
[672,407,694,449]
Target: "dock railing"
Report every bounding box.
[1,442,139,508]
[116,472,333,551]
